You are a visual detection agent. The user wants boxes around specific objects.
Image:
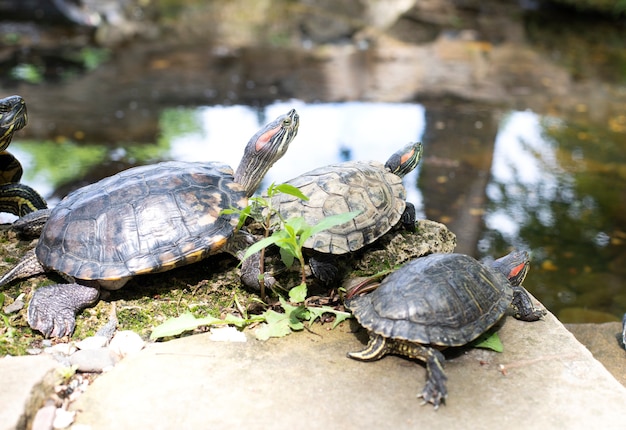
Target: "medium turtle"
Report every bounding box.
[345,250,545,408]
[270,141,422,283]
[0,95,47,216]
[0,109,299,337]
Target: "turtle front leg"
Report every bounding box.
[389,340,448,409]
[510,285,546,321]
[227,230,276,290]
[348,333,448,409]
[28,283,100,338]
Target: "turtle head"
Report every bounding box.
[0,95,28,152]
[384,142,423,178]
[490,250,530,286]
[234,109,299,197]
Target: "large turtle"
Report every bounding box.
[269,141,422,283]
[345,250,546,408]
[0,95,47,216]
[0,109,299,337]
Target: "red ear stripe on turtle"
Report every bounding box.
[509,262,526,278]
[399,147,415,165]
[255,125,282,151]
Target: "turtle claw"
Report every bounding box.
[418,380,447,409]
[27,283,100,338]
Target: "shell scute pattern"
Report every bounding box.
[275,160,406,255]
[349,254,513,347]
[36,161,246,280]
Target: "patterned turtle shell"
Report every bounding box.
[346,253,514,347]
[271,142,422,255]
[34,108,300,283]
[36,161,248,281]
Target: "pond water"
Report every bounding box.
[9,99,626,323]
[2,0,626,323]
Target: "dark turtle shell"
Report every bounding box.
[347,253,513,347]
[36,161,248,281]
[271,160,406,255]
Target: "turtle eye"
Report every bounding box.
[282,118,292,127]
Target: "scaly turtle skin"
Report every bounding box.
[0,95,47,216]
[270,142,422,283]
[0,109,299,337]
[345,250,545,409]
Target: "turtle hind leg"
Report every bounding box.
[309,253,342,285]
[510,285,546,321]
[347,332,391,361]
[28,283,100,338]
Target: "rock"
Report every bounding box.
[108,331,145,359]
[209,326,247,342]
[75,336,109,351]
[69,348,118,373]
[352,219,456,274]
[31,403,55,430]
[52,407,75,429]
[3,296,24,314]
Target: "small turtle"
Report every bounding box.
[345,250,545,408]
[0,109,299,337]
[0,95,47,216]
[270,142,422,283]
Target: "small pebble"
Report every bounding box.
[108,330,145,359]
[53,408,75,429]
[75,335,109,350]
[209,326,247,342]
[3,297,24,314]
[44,343,77,356]
[69,348,118,373]
[31,404,55,430]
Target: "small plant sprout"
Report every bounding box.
[226,182,360,301]
[150,183,361,342]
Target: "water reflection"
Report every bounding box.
[481,111,626,322]
[169,101,426,214]
[483,111,563,240]
[7,101,626,322]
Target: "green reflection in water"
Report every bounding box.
[12,107,201,195]
[482,114,626,323]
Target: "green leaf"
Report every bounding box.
[274,183,309,201]
[255,309,292,340]
[471,331,503,352]
[279,247,295,267]
[307,306,353,328]
[288,283,308,303]
[149,312,222,340]
[242,235,282,261]
[284,216,308,234]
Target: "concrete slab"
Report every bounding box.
[0,354,60,430]
[71,309,626,429]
